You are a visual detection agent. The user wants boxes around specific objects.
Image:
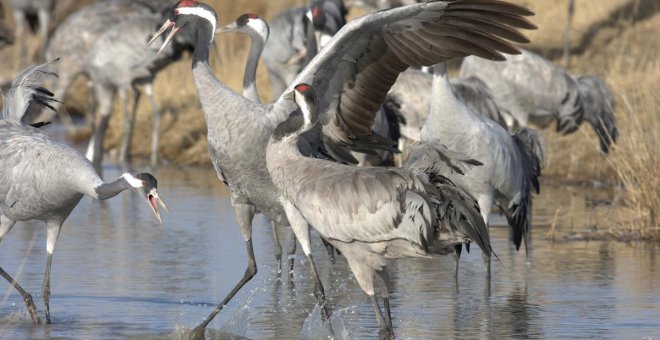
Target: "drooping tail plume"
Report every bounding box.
[1,59,59,124]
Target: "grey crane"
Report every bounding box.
[261,0,346,98]
[0,61,167,324]
[422,62,544,279]
[268,83,491,339]
[217,14,304,266]
[217,13,269,103]
[4,0,53,67]
[460,49,618,153]
[84,7,195,170]
[149,1,533,338]
[37,0,159,123]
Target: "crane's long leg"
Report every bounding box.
[36,9,50,62]
[119,87,140,165]
[42,220,62,324]
[321,238,336,265]
[13,10,26,69]
[453,243,463,282]
[145,83,161,168]
[86,85,115,172]
[280,199,331,320]
[86,80,96,129]
[376,268,392,329]
[286,230,297,274]
[271,221,283,267]
[0,218,40,323]
[189,202,257,340]
[477,195,493,284]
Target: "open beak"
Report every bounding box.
[146,189,169,224]
[147,19,180,56]
[216,22,237,34]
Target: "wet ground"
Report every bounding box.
[1,164,658,339]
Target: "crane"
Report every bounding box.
[147,1,534,338]
[84,8,194,169]
[421,62,544,279]
[460,49,618,153]
[0,61,167,324]
[268,83,491,339]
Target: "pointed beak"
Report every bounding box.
[216,22,238,34]
[148,19,180,56]
[146,189,169,224]
[282,91,295,101]
[314,30,323,53]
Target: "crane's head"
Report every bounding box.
[306,6,327,32]
[216,13,269,42]
[148,0,218,55]
[290,83,319,129]
[124,173,169,224]
[272,84,319,141]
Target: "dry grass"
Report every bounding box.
[0,0,657,237]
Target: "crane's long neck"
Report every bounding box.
[94,176,133,200]
[242,34,265,102]
[191,23,247,125]
[426,63,479,130]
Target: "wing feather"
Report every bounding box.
[273,0,534,153]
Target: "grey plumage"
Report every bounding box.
[0,62,166,325]
[389,68,505,143]
[422,62,544,279]
[83,7,194,169]
[346,0,419,11]
[149,1,533,338]
[460,49,618,153]
[268,84,491,339]
[38,0,158,122]
[262,0,346,97]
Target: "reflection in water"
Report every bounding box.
[0,165,659,339]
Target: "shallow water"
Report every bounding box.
[1,165,658,339]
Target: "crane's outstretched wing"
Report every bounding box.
[273,0,534,153]
[1,60,58,123]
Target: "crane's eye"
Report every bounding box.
[174,9,180,15]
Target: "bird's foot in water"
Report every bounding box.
[189,324,206,340]
[378,327,395,340]
[24,294,41,324]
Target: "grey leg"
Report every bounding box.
[321,238,336,265]
[13,10,26,69]
[42,221,62,324]
[189,203,257,340]
[370,295,393,340]
[0,218,40,323]
[119,87,140,165]
[286,229,296,273]
[376,268,392,329]
[36,9,50,61]
[85,85,115,172]
[86,80,96,129]
[453,243,463,281]
[271,221,283,266]
[144,84,161,167]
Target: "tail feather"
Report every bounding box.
[508,127,544,251]
[1,60,59,124]
[433,178,493,257]
[576,75,618,153]
[404,142,492,257]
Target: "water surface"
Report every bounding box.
[1,165,658,339]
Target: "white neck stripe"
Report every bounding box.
[178,7,217,44]
[122,173,144,188]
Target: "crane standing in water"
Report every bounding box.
[0,62,168,324]
[147,1,535,339]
